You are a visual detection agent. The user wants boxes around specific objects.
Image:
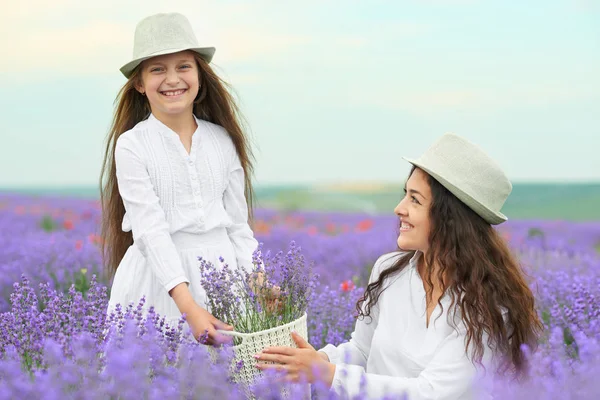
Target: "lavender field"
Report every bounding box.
[1,193,599,399]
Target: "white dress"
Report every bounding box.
[107,113,258,326]
[320,251,500,400]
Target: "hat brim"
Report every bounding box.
[403,157,507,225]
[119,46,216,78]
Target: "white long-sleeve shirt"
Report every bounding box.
[114,113,258,293]
[320,251,498,400]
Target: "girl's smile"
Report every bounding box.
[160,89,188,98]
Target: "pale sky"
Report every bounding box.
[1,0,599,187]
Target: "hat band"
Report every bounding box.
[134,44,199,59]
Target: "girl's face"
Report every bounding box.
[394,168,432,254]
[137,51,200,119]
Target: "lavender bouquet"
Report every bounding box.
[198,241,317,337]
[198,242,317,394]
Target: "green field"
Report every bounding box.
[3,182,600,221]
[254,183,600,220]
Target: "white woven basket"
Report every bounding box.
[218,313,310,398]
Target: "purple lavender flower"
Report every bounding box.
[1,194,600,398]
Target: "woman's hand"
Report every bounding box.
[255,332,336,386]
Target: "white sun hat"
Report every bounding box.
[120,12,215,78]
[403,133,512,225]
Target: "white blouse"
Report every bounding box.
[114,113,258,292]
[320,251,498,400]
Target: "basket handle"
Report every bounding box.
[216,329,249,345]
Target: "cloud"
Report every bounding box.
[572,0,600,11]
[0,0,432,80]
[1,20,131,75]
[352,89,480,116]
[1,0,77,20]
[0,1,319,77]
[354,84,599,117]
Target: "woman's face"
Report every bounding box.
[137,51,200,119]
[394,168,432,254]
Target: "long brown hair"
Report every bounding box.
[356,166,542,376]
[100,53,255,278]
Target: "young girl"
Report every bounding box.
[256,133,543,399]
[100,13,258,345]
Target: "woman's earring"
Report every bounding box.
[141,92,146,96]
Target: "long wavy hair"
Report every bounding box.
[100,53,255,278]
[356,166,542,376]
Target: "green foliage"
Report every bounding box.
[73,269,90,295]
[540,309,551,327]
[527,228,545,239]
[47,266,95,297]
[39,215,58,232]
[562,326,579,359]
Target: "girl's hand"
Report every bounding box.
[186,305,234,346]
[169,283,233,346]
[255,332,336,386]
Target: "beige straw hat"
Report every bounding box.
[403,133,512,225]
[120,13,215,78]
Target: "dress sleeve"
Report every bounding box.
[114,135,189,292]
[318,254,389,368]
[222,148,259,274]
[329,321,492,400]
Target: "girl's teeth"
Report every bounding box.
[162,90,185,96]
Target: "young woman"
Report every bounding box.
[255,133,543,399]
[100,13,259,345]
